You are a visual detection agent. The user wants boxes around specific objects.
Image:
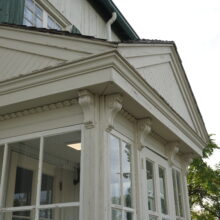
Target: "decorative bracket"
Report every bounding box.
[137,118,152,151]
[105,94,123,132]
[181,153,197,174]
[166,141,180,167]
[78,90,95,129]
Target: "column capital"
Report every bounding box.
[137,118,152,151]
[105,94,123,132]
[78,90,95,129]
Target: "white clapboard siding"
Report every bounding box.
[0,47,63,82]
[118,45,195,130]
[48,0,120,41]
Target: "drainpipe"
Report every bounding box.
[107,12,117,41]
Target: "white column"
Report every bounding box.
[78,90,122,220]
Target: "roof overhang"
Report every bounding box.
[0,50,207,156]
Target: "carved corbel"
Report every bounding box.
[181,153,197,174]
[78,90,95,129]
[105,94,123,132]
[137,118,152,151]
[166,141,180,167]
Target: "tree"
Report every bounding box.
[187,136,220,219]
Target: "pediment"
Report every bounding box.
[118,44,207,141]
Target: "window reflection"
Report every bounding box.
[159,167,168,214]
[146,160,156,211]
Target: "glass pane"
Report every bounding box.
[149,215,158,220]
[123,173,132,207]
[146,160,156,211]
[35,5,43,19]
[159,167,168,214]
[43,131,81,204]
[112,209,122,220]
[176,171,183,217]
[36,18,43,28]
[110,135,120,173]
[23,18,33,27]
[110,135,121,205]
[0,211,35,220]
[5,139,40,219]
[124,212,133,220]
[39,206,79,220]
[24,8,34,24]
[122,142,132,208]
[39,174,54,219]
[25,0,34,11]
[122,142,131,173]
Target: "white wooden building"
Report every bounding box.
[0,0,208,220]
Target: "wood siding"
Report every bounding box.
[48,0,120,41]
[118,45,195,130]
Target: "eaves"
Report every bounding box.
[0,50,206,155]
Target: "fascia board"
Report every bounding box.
[0,50,205,154]
[170,46,209,142]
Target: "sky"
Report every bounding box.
[113,0,220,168]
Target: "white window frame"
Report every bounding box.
[109,130,136,220]
[0,125,81,220]
[172,168,185,220]
[23,0,72,30]
[141,148,171,220]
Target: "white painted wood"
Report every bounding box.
[0,144,8,208]
[47,0,120,41]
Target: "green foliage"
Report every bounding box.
[188,136,220,219]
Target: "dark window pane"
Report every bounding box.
[13,167,33,217]
[112,209,122,220]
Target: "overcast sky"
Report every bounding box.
[114,0,220,167]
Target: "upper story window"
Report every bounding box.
[23,0,62,30]
[109,134,135,220]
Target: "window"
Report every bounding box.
[0,127,81,220]
[143,148,170,220]
[172,169,184,219]
[109,134,134,220]
[23,0,62,30]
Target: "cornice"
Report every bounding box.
[0,98,78,121]
[0,50,206,154]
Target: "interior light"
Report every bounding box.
[67,143,81,151]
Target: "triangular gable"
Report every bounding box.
[118,43,207,141]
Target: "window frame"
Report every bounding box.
[142,148,171,220]
[172,168,185,220]
[109,130,136,220]
[23,0,72,30]
[0,125,82,220]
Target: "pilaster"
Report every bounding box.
[78,90,123,220]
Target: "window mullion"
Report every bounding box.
[35,136,44,220]
[175,171,180,217]
[0,143,9,208]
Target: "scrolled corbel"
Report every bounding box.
[181,153,197,174]
[137,118,152,151]
[105,94,123,132]
[166,141,180,167]
[78,90,95,129]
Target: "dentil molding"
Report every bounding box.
[0,99,78,121]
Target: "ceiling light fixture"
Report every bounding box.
[67,143,81,151]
